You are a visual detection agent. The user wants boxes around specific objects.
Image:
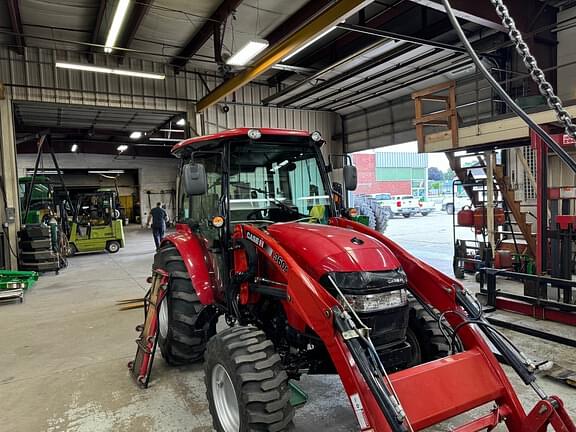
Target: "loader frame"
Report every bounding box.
[227,217,575,432]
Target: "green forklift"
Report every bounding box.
[68,191,125,254]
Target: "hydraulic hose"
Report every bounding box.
[440,0,576,174]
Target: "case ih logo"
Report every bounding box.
[246,231,264,248]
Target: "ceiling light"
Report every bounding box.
[148,138,182,142]
[176,118,186,126]
[70,143,78,152]
[88,170,125,174]
[104,0,130,53]
[55,63,165,80]
[226,39,269,66]
[283,27,337,62]
[117,145,128,152]
[27,169,57,175]
[130,131,142,139]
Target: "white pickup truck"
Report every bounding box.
[372,194,424,218]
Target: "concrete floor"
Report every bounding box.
[1,220,575,431]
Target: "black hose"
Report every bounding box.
[440,0,576,174]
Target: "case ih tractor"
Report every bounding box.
[153,128,574,432]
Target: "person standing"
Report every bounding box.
[147,202,167,250]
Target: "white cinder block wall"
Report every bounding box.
[16,153,179,226]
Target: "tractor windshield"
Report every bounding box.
[229,139,332,224]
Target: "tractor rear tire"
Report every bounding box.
[408,303,450,362]
[205,326,294,432]
[154,244,216,365]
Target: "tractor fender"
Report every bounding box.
[161,228,215,305]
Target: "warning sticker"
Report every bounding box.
[350,393,370,430]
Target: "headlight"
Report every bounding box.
[345,290,408,312]
[326,270,407,294]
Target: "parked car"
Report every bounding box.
[417,199,435,216]
[441,195,472,214]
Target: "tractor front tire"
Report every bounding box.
[154,244,216,365]
[408,303,450,363]
[205,326,294,432]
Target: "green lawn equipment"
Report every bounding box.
[68,191,125,254]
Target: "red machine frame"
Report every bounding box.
[164,218,575,431]
[161,128,575,431]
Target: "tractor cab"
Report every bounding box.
[166,128,432,372]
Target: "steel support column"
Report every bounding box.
[0,94,20,269]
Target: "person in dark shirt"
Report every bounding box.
[147,202,168,250]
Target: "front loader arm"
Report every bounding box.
[234,224,408,432]
[331,217,576,432]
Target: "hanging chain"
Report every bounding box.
[490,0,576,139]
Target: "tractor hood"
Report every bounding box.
[266,223,401,280]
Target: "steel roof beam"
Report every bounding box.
[117,0,153,61]
[325,57,472,111]
[405,0,506,31]
[170,0,244,72]
[266,0,415,87]
[6,0,25,55]
[265,0,334,46]
[195,0,371,112]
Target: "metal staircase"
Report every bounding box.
[446,151,536,258]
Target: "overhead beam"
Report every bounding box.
[170,0,244,71]
[405,0,506,32]
[196,0,371,112]
[117,0,153,60]
[6,0,25,55]
[265,0,334,45]
[267,0,415,86]
[88,0,107,61]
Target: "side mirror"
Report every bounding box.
[343,165,358,191]
[182,163,207,196]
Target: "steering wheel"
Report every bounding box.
[246,208,269,220]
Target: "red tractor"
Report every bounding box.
[153,128,574,432]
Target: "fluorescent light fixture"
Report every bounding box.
[159,129,184,133]
[27,170,57,175]
[55,62,165,80]
[88,170,125,174]
[176,118,186,126]
[130,131,142,139]
[148,138,182,142]
[70,143,78,152]
[117,144,129,152]
[283,27,336,62]
[104,0,130,53]
[226,39,269,66]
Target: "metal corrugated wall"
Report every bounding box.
[0,46,337,151]
[375,152,428,168]
[341,75,494,153]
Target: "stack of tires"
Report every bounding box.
[18,225,60,272]
[353,195,389,233]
